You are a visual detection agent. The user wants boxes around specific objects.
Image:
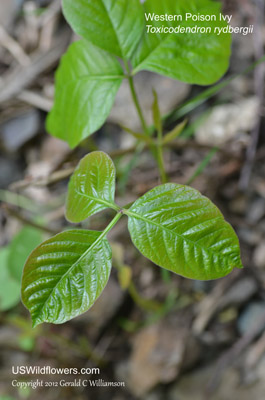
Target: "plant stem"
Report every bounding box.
[124,61,149,136]
[156,109,168,184]
[125,61,167,183]
[98,211,124,240]
[156,141,167,184]
[54,212,124,282]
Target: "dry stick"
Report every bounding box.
[239,0,265,190]
[17,90,53,112]
[39,0,61,52]
[0,24,31,66]
[205,308,265,398]
[3,204,58,235]
[10,141,240,190]
[192,271,240,335]
[38,0,62,28]
[0,30,70,104]
[9,145,236,190]
[245,329,265,370]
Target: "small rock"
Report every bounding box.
[246,198,265,223]
[219,277,258,309]
[253,242,265,268]
[123,315,200,396]
[238,302,265,336]
[238,228,261,246]
[0,155,24,188]
[229,195,248,215]
[195,97,260,145]
[169,362,265,400]
[0,110,40,152]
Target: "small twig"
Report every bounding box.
[39,0,61,52]
[17,89,53,111]
[245,330,265,370]
[9,141,240,190]
[10,167,78,190]
[205,309,265,397]
[38,0,61,28]
[192,272,240,335]
[0,24,31,66]
[0,30,70,104]
[3,204,59,235]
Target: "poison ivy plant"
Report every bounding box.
[21,152,243,326]
[20,0,240,328]
[47,0,232,148]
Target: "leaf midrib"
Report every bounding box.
[33,231,108,324]
[132,3,224,74]
[101,0,124,58]
[75,190,119,212]
[124,209,239,265]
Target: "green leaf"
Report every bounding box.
[66,151,118,223]
[167,55,265,123]
[21,230,112,326]
[0,248,21,311]
[8,227,42,282]
[62,0,144,59]
[46,40,124,148]
[125,183,243,280]
[132,0,231,85]
[163,119,187,145]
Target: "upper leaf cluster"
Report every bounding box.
[47,0,231,148]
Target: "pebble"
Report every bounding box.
[195,97,260,145]
[0,110,40,152]
[238,302,265,336]
[253,242,265,268]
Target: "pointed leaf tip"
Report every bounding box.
[62,0,144,59]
